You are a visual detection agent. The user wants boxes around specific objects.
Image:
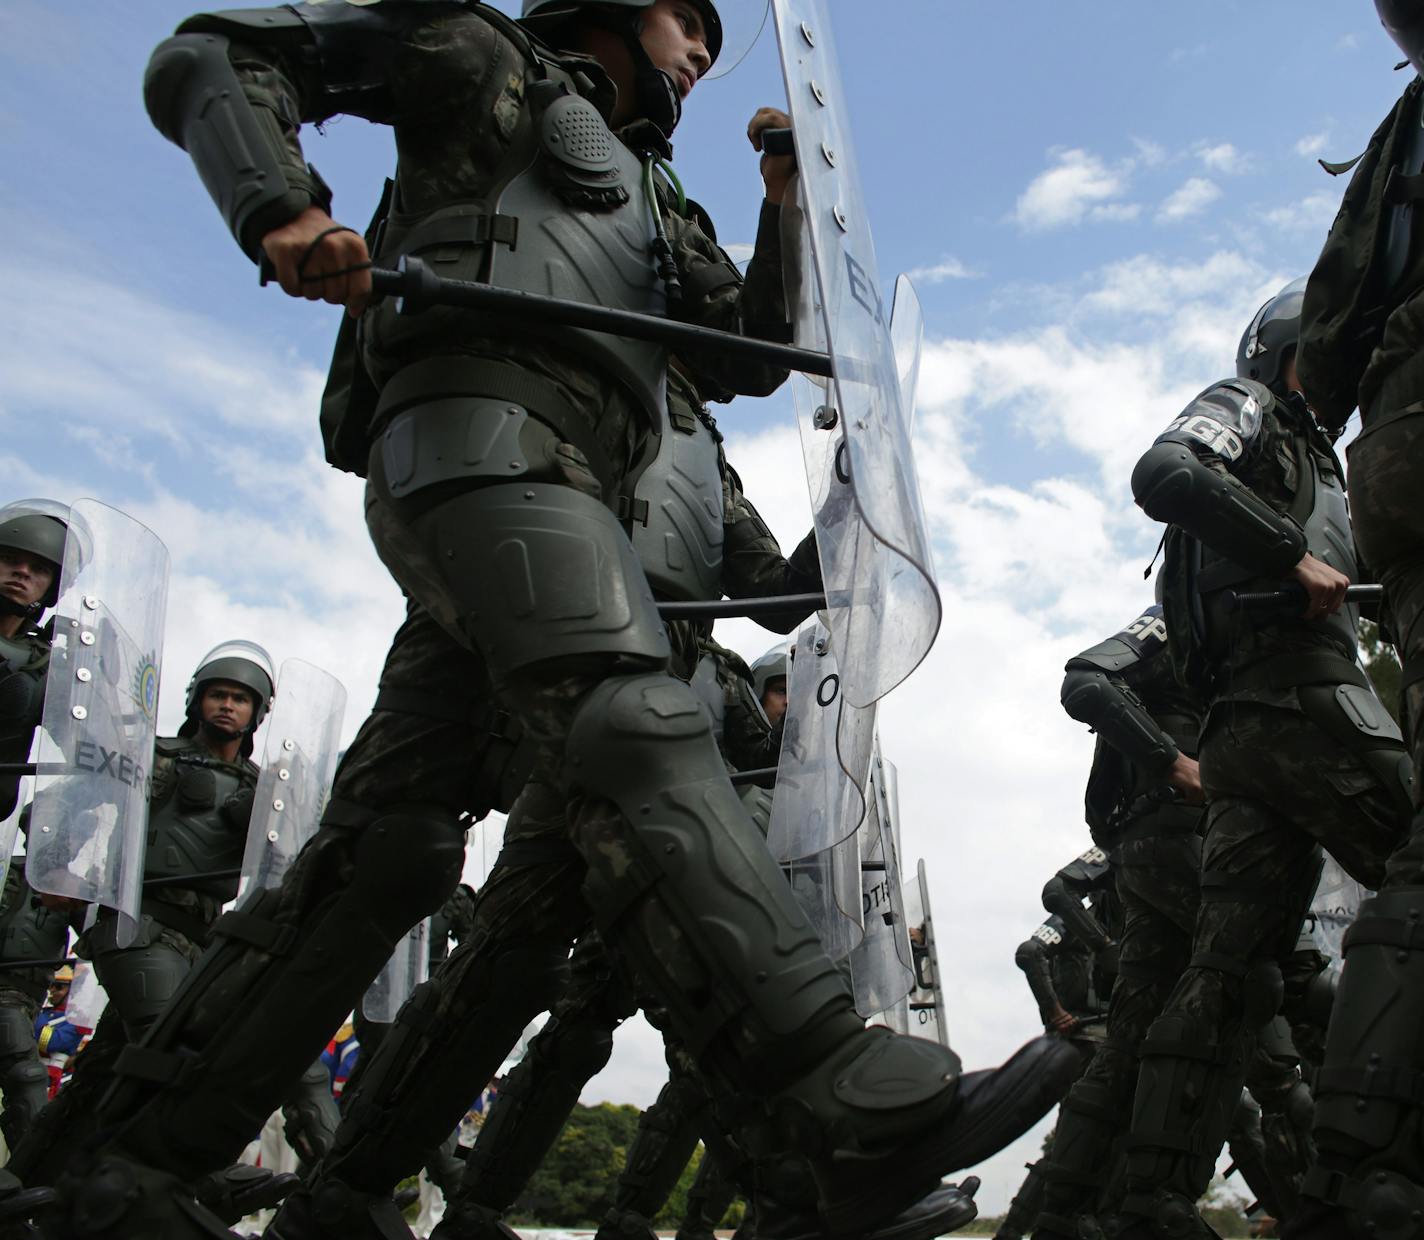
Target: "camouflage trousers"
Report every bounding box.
[1116,695,1410,1220]
[1354,299,1424,884]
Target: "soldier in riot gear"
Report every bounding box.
[1033,590,1329,1237]
[72,1,1074,1237]
[1085,284,1415,1239]
[1276,10,1424,1235]
[995,854,1120,1240]
[0,500,88,1153]
[9,643,341,1206]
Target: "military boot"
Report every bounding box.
[261,1177,416,1240]
[427,1200,521,1240]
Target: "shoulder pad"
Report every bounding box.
[153,736,189,759]
[1067,606,1169,674]
[1030,918,1066,948]
[1059,846,1113,887]
[176,6,312,40]
[1157,378,1275,464]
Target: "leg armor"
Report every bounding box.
[1034,1079,1128,1239]
[676,1150,740,1240]
[0,1004,49,1153]
[281,1059,343,1173]
[91,928,196,1041]
[1119,1014,1250,1236]
[995,1157,1047,1240]
[277,927,575,1239]
[442,932,636,1235]
[1298,886,1424,1239]
[593,1073,705,1240]
[55,809,465,1240]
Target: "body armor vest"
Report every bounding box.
[143,738,256,903]
[0,630,49,821]
[371,46,668,424]
[0,865,70,1000]
[630,400,725,601]
[1190,432,1359,668]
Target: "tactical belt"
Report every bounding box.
[376,355,615,493]
[1343,915,1424,953]
[1222,650,1369,693]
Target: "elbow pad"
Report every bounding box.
[1131,441,1307,577]
[144,31,316,260]
[1042,877,1110,948]
[1061,665,1178,772]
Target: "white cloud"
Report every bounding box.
[1157,176,1222,222]
[1263,192,1339,236]
[1295,131,1330,158]
[1132,137,1169,168]
[722,241,755,266]
[1338,32,1362,51]
[1196,141,1244,174]
[906,255,980,284]
[1014,148,1136,232]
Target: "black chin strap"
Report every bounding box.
[0,595,43,624]
[610,11,681,136]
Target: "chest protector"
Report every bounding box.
[0,632,48,747]
[629,402,725,601]
[144,740,255,901]
[0,866,69,993]
[1181,433,1359,670]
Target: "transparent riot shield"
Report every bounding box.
[902,859,952,1049]
[849,746,914,1019]
[890,276,924,433]
[767,618,875,861]
[239,660,347,895]
[27,501,169,943]
[774,0,941,706]
[363,917,430,1023]
[1305,854,1368,968]
[784,834,862,963]
[66,960,108,1035]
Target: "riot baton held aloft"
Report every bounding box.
[366,259,835,379]
[656,592,826,621]
[1225,583,1384,613]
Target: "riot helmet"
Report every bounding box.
[1237,276,1306,398]
[520,0,723,135]
[179,640,276,756]
[750,643,789,703]
[0,499,76,617]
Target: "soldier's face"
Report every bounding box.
[0,549,54,611]
[761,676,788,726]
[639,0,713,99]
[201,681,257,735]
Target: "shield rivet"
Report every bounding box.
[821,143,837,167]
[800,21,814,45]
[82,595,99,610]
[813,405,838,430]
[282,739,295,752]
[278,769,290,781]
[272,798,285,811]
[811,80,825,105]
[76,668,92,683]
[833,205,849,231]
[71,705,87,720]
[80,632,95,646]
[267,830,280,843]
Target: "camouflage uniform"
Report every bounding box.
[1106,377,1414,1239]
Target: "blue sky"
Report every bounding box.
[1,0,1412,1214]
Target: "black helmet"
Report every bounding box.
[180,640,276,755]
[521,0,723,64]
[521,0,722,136]
[1237,276,1306,398]
[0,499,76,613]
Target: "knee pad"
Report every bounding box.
[353,808,467,934]
[96,941,193,1037]
[0,1005,37,1057]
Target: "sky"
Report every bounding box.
[0,0,1414,1217]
